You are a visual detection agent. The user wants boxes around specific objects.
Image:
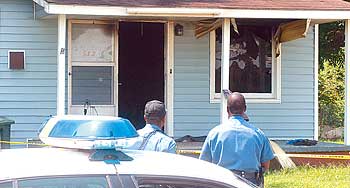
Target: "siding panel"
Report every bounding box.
[0,0,58,145]
[173,22,315,139]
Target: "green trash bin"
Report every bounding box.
[0,117,15,149]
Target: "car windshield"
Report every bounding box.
[48,119,138,139]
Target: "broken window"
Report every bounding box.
[215,25,272,93]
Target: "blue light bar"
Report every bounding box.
[48,118,138,139]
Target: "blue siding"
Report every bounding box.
[0,0,57,146]
[0,1,315,145]
[173,22,315,139]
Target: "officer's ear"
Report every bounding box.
[227,107,233,117]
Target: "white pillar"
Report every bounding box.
[345,20,350,146]
[165,21,174,137]
[220,18,231,123]
[314,24,319,141]
[57,14,66,116]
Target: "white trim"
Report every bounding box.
[209,26,281,104]
[345,20,350,146]
[211,98,282,104]
[7,50,26,70]
[209,31,216,102]
[68,20,72,114]
[314,24,319,141]
[220,18,230,123]
[33,3,350,20]
[165,21,175,137]
[114,22,119,117]
[67,20,118,115]
[57,14,66,116]
[71,62,115,67]
[32,0,48,9]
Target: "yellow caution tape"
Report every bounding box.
[177,150,201,155]
[177,150,350,160]
[0,140,49,146]
[281,154,350,160]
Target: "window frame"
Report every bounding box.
[2,174,120,188]
[68,20,118,111]
[209,29,281,104]
[133,175,238,188]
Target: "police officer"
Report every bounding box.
[199,92,274,187]
[137,100,177,153]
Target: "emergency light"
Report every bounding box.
[39,115,142,150]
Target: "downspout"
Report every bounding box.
[345,20,350,146]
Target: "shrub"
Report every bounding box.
[318,62,344,128]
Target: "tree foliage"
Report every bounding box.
[319,21,345,69]
[319,62,344,127]
[318,21,345,128]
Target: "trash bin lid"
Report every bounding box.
[0,117,15,125]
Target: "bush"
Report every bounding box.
[318,62,344,128]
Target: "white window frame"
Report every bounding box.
[8,50,26,70]
[209,30,281,104]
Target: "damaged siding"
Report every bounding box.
[173,22,315,139]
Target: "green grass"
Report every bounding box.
[265,166,350,188]
[320,139,345,145]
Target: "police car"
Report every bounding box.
[0,116,255,188]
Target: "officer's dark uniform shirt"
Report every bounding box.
[199,115,274,172]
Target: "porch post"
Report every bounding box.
[57,14,66,116]
[220,18,230,123]
[345,20,350,145]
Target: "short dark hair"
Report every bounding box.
[144,100,166,122]
[227,92,246,115]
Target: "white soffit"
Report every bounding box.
[33,0,350,20]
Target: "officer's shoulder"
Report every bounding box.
[156,131,175,141]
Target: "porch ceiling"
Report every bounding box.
[44,0,350,11]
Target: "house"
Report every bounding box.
[1,0,350,147]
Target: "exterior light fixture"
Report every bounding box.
[174,24,184,36]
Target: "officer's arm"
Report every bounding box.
[261,161,270,170]
[168,140,177,154]
[199,138,212,162]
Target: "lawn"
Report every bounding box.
[265,165,350,188]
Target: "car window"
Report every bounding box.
[18,176,109,188]
[0,182,12,188]
[135,176,237,188]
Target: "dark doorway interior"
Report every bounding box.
[118,22,164,129]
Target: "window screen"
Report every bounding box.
[72,66,113,105]
[72,24,114,63]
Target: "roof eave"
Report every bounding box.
[33,0,350,20]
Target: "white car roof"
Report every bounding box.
[0,148,252,188]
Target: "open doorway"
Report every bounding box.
[118,22,164,129]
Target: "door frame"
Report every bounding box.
[164,21,174,137]
[67,19,118,116]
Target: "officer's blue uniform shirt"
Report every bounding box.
[199,116,274,172]
[137,124,177,153]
